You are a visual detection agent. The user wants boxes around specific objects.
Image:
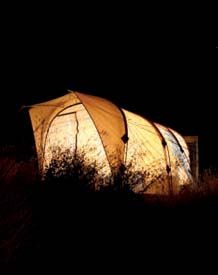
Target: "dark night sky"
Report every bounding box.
[0,9,217,169]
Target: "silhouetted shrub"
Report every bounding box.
[43,149,101,192]
[1,145,218,268]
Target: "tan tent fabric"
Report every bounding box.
[123,110,169,194]
[75,92,127,171]
[43,103,111,179]
[156,124,192,193]
[29,93,80,172]
[28,91,192,195]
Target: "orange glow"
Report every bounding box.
[29,92,193,195]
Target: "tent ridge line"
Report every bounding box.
[167,128,188,160]
[41,102,83,170]
[74,92,114,174]
[167,128,193,181]
[152,122,173,195]
[119,108,129,164]
[145,118,173,195]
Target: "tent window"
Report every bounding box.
[44,104,111,177]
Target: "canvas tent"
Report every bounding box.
[28,91,193,195]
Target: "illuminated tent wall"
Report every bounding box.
[28,91,192,195]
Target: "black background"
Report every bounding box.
[0,6,217,269]
[0,7,217,170]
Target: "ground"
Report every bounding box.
[0,151,218,268]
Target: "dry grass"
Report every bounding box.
[197,168,218,195]
[0,146,218,267]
